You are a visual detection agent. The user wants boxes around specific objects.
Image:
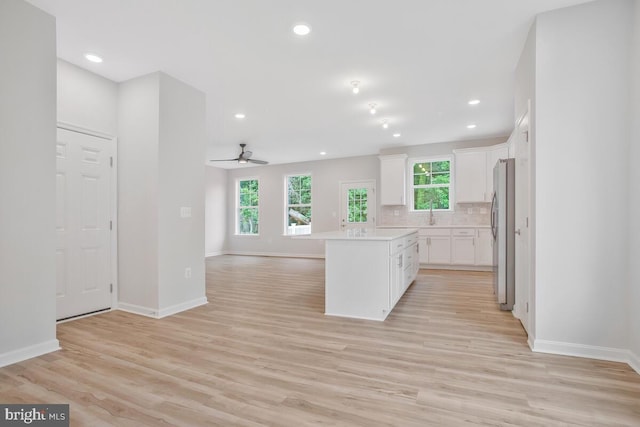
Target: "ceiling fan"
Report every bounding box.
[210,143,268,165]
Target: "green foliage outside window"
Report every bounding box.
[287,175,312,233]
[412,160,450,210]
[238,179,259,234]
[348,188,368,223]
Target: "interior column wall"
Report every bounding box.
[205,166,228,256]
[0,0,59,366]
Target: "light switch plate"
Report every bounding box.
[180,207,192,218]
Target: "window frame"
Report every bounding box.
[408,156,454,212]
[284,173,312,236]
[236,177,260,236]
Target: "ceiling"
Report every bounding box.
[29,0,592,168]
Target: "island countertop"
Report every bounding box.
[306,228,418,241]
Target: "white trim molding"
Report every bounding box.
[119,297,208,319]
[628,350,640,375]
[0,339,60,368]
[225,250,324,259]
[205,251,227,258]
[532,339,630,365]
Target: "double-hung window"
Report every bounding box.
[410,157,452,210]
[285,174,312,235]
[237,178,259,235]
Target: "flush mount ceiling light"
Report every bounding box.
[369,103,377,115]
[234,113,246,119]
[393,133,401,138]
[468,99,480,105]
[382,119,389,129]
[320,151,327,156]
[467,124,477,129]
[84,53,103,63]
[293,23,311,36]
[351,80,360,94]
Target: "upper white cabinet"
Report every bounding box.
[454,143,509,203]
[379,154,407,206]
[454,150,487,203]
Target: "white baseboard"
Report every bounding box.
[226,250,324,259]
[0,339,60,368]
[532,339,630,364]
[628,349,640,375]
[205,251,226,258]
[157,297,208,318]
[119,297,208,319]
[527,333,535,351]
[420,264,492,272]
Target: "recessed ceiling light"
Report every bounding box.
[320,151,327,156]
[234,113,246,119]
[351,81,360,94]
[293,24,311,36]
[467,124,477,129]
[84,53,103,63]
[382,119,389,129]
[393,133,401,138]
[468,99,480,105]
[369,103,377,115]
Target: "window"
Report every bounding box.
[348,188,368,223]
[410,158,452,210]
[237,178,259,235]
[285,174,311,235]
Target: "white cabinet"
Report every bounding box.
[420,228,452,264]
[455,144,509,203]
[454,151,486,203]
[451,229,475,265]
[379,154,407,205]
[475,228,493,266]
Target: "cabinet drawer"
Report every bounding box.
[420,228,451,237]
[405,233,418,247]
[452,228,476,237]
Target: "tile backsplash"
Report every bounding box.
[379,202,490,227]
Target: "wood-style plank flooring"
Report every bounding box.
[1,255,639,426]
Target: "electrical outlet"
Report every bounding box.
[184,267,192,279]
[180,207,192,218]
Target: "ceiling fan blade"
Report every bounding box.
[209,157,240,162]
[248,159,268,165]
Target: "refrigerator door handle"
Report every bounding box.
[490,191,497,239]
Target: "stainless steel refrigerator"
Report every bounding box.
[491,158,515,311]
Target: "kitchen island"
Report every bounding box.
[307,228,419,321]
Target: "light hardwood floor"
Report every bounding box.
[1,255,639,426]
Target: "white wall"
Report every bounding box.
[0,0,59,366]
[380,136,507,157]
[118,73,161,311]
[628,0,640,372]
[225,155,378,257]
[534,0,632,356]
[205,166,227,256]
[118,72,206,316]
[157,73,206,312]
[57,59,118,135]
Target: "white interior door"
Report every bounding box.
[514,107,531,333]
[340,180,376,229]
[56,127,113,320]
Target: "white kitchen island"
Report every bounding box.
[307,228,419,321]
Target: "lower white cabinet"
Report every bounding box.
[417,227,492,269]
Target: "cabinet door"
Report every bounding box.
[379,155,407,205]
[427,236,451,264]
[452,236,475,265]
[418,237,428,263]
[455,151,487,202]
[475,228,493,266]
[390,253,403,306]
[486,144,509,202]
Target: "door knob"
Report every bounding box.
[515,229,521,235]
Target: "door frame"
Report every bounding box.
[57,121,118,319]
[338,179,377,229]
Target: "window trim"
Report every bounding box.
[236,176,260,236]
[408,156,454,212]
[283,172,312,236]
